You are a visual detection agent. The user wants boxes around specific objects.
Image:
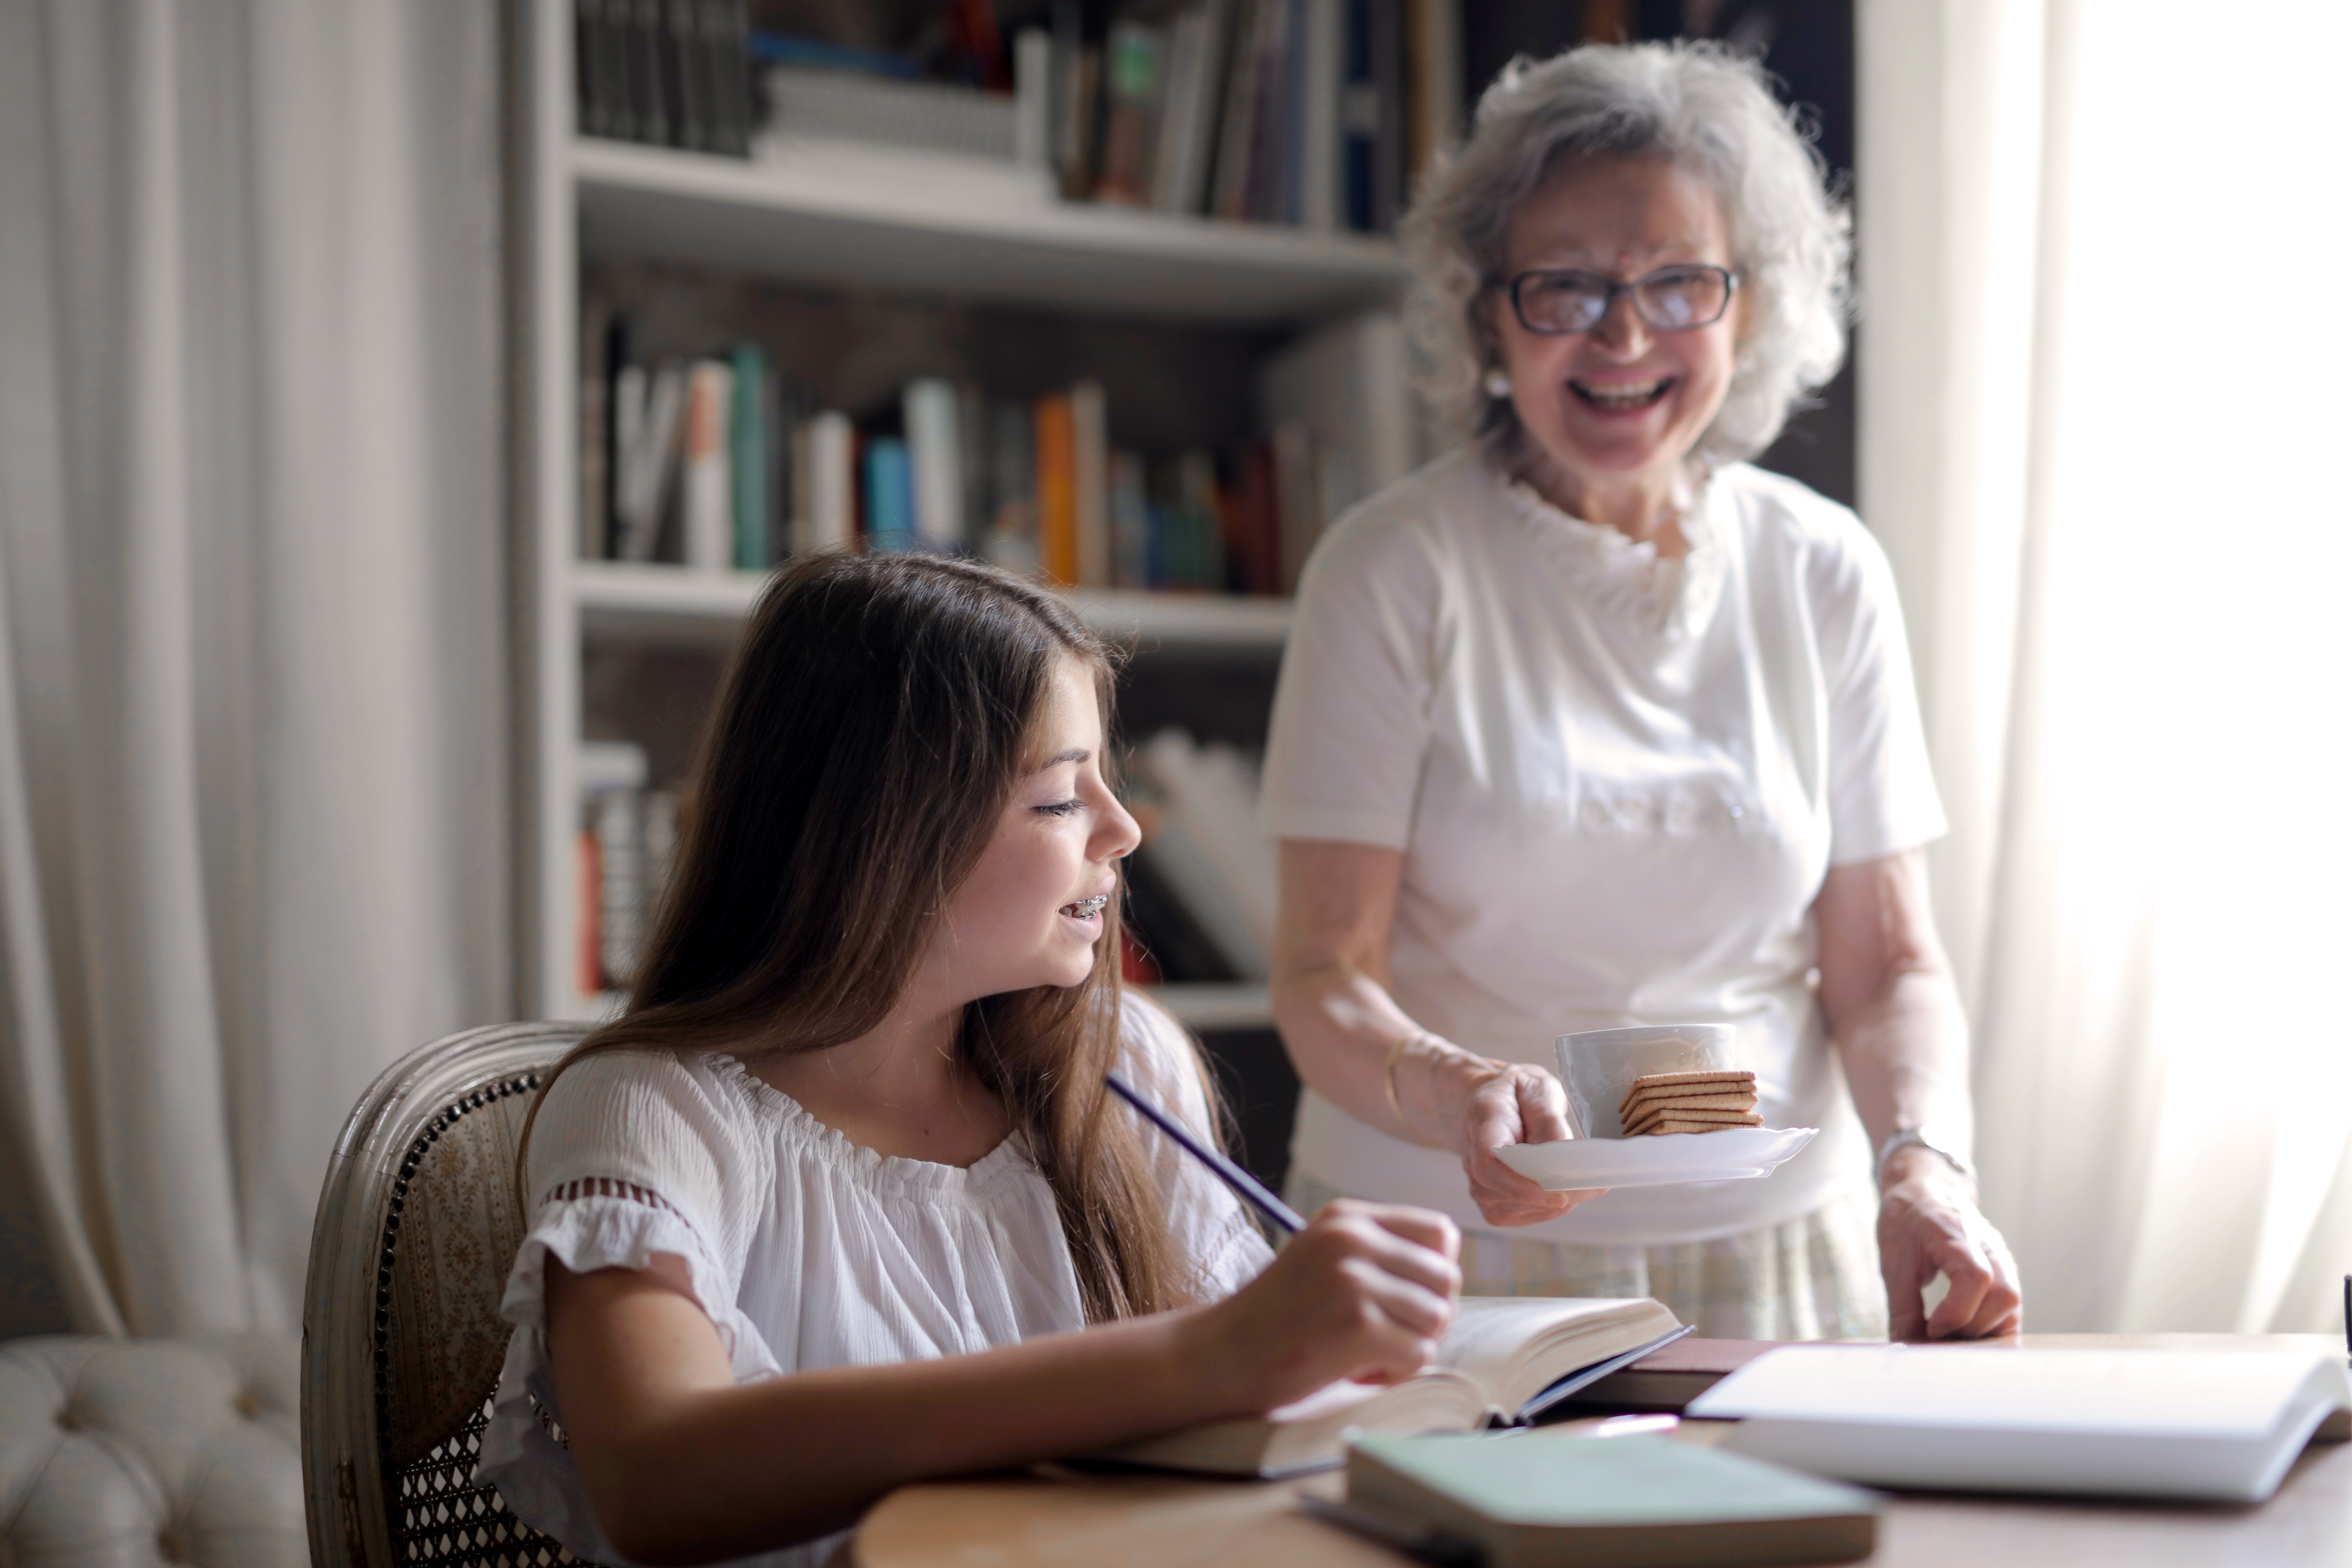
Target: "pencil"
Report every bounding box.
[1104,1072,1305,1233]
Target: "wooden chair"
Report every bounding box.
[300,1021,590,1568]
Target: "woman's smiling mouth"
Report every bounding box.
[1060,893,1110,920]
[1570,376,1673,410]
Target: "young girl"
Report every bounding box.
[479,553,1461,1567]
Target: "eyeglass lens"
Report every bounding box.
[1515,268,1731,333]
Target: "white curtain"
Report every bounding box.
[1858,0,2352,1332]
[0,0,509,1339]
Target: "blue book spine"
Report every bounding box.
[864,437,914,552]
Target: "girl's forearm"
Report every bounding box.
[570,1301,1231,1565]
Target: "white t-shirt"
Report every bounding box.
[476,996,1272,1568]
[1261,453,1946,1245]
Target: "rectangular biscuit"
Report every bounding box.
[1618,1091,1758,1116]
[1625,1108,1763,1137]
[1628,1105,1759,1128]
[1636,1116,1764,1137]
[1620,1070,1754,1116]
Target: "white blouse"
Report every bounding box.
[476,995,1272,1568]
[1260,453,1947,1246]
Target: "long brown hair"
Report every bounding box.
[522,552,1209,1321]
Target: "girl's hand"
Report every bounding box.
[1182,1199,1462,1414]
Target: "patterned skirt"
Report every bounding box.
[1285,1171,1889,1341]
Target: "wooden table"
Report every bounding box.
[854,1335,2352,1567]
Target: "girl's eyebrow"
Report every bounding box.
[1041,747,1090,767]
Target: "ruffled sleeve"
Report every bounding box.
[1118,992,1277,1299]
[476,1049,780,1561]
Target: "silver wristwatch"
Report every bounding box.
[1876,1126,1973,1186]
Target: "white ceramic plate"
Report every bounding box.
[1493,1127,1819,1190]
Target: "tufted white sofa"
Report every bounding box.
[0,1332,305,1568]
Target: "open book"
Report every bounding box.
[1085,1296,1684,1478]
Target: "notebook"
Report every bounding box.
[1085,1295,1683,1478]
[1339,1432,1881,1568]
[1688,1344,2352,1503]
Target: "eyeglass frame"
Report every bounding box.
[1493,264,1740,336]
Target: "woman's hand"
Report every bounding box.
[1444,1054,1608,1226]
[1877,1148,2022,1340]
[1403,1044,1606,1227]
[1181,1199,1462,1413]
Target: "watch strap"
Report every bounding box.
[1876,1125,1973,1185]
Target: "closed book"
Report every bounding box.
[864,436,915,553]
[1086,1296,1683,1479]
[1345,1432,1880,1568]
[1691,1344,2352,1504]
[1147,5,1211,212]
[1207,0,1265,220]
[1093,20,1163,204]
[613,361,687,563]
[804,411,856,553]
[1070,381,1109,588]
[682,359,734,571]
[1034,393,1077,584]
[984,400,1040,576]
[728,342,767,569]
[1548,1338,1786,1416]
[1108,450,1150,589]
[903,378,964,552]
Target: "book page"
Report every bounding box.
[1437,1297,1677,1412]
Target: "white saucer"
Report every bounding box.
[1493,1127,1818,1190]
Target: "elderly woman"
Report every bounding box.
[1262,42,2022,1341]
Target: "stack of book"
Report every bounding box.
[575,0,757,157]
[1038,0,1466,233]
[580,312,1366,595]
[575,741,679,997]
[737,0,1464,235]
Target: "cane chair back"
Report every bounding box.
[301,1020,591,1568]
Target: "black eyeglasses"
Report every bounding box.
[1499,265,1738,335]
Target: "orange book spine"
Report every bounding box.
[1034,393,1078,586]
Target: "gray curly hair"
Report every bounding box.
[1402,41,1850,468]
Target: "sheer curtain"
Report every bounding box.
[1858,0,2352,1332]
[0,0,509,1338]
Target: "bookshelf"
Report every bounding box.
[514,0,1407,1039]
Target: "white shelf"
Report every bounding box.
[574,559,1291,651]
[1148,983,1275,1032]
[573,136,1407,322]
[569,983,1273,1033]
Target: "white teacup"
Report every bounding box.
[1556,1024,1739,1139]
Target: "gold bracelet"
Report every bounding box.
[1385,1031,1431,1127]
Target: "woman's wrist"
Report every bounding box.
[1386,1032,1496,1152]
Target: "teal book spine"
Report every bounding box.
[730,341,767,569]
[864,437,914,553]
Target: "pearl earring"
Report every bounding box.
[1483,367,1512,399]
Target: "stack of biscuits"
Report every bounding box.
[1618,1070,1761,1137]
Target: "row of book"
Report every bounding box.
[575,0,756,156]
[575,728,1275,999]
[580,318,1353,595]
[1047,0,1461,234]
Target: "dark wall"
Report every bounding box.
[1461,0,1857,507]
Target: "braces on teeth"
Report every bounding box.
[1064,894,1110,918]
